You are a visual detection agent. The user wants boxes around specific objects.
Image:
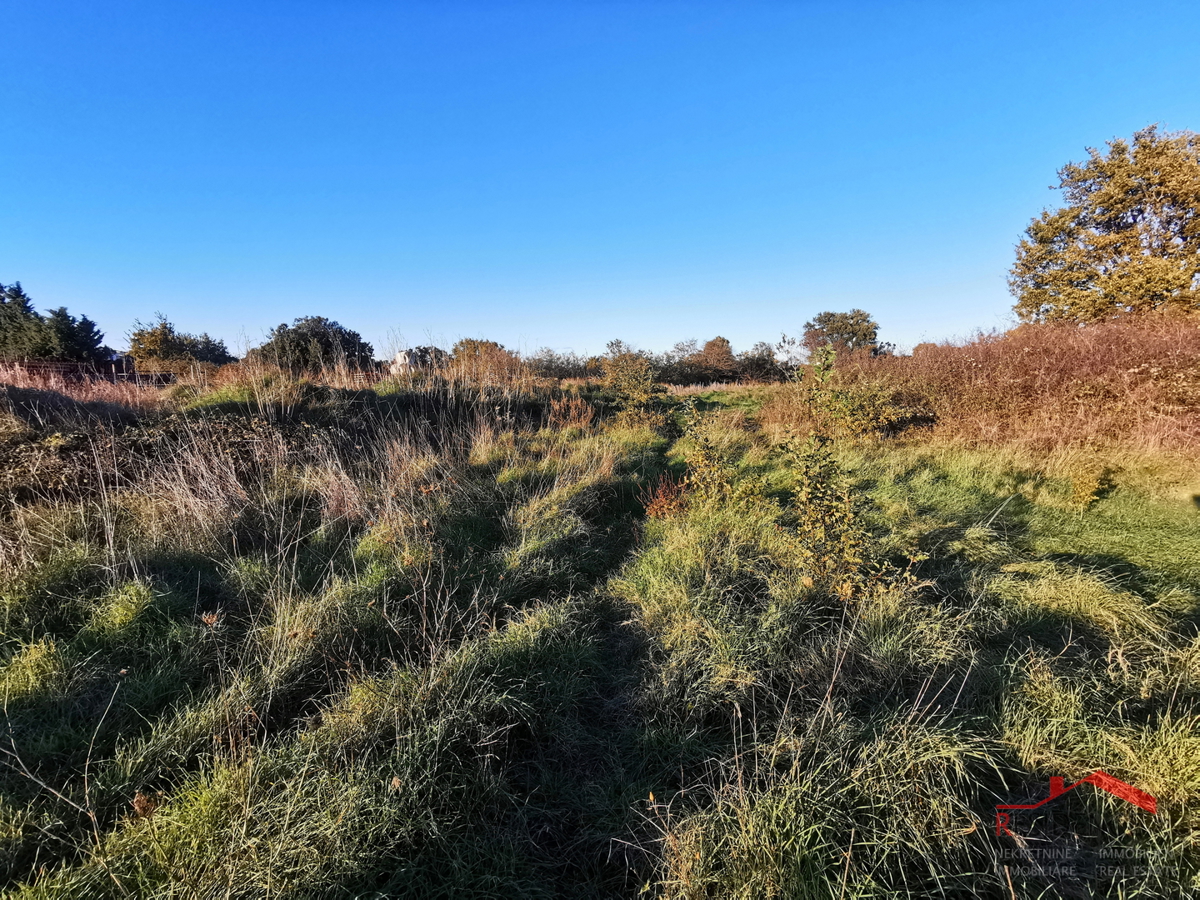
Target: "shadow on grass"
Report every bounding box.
[326,596,684,899]
[1,384,142,428]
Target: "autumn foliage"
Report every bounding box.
[762,316,1200,450]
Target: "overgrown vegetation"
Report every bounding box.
[762,315,1200,451]
[3,120,1198,898]
[1,314,1196,898]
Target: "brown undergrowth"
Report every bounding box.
[760,317,1200,451]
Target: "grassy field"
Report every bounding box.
[0,336,1197,898]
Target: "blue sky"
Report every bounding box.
[3,1,1198,357]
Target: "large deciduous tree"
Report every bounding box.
[1010,126,1200,322]
[696,336,737,380]
[802,309,881,355]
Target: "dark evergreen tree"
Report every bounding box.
[249,317,373,371]
[1,283,51,360]
[1,283,111,362]
[44,307,111,361]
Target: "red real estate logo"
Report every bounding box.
[995,772,1157,837]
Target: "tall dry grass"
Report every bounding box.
[194,352,556,404]
[0,364,164,423]
[762,317,1200,450]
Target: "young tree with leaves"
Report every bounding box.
[601,345,660,422]
[1010,125,1200,322]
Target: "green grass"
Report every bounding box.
[0,377,1196,898]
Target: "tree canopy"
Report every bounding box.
[448,338,521,381]
[128,315,236,373]
[802,309,881,354]
[736,341,782,381]
[451,338,507,360]
[1010,125,1200,322]
[43,308,110,362]
[696,336,737,379]
[0,282,111,362]
[248,317,373,371]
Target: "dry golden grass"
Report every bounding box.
[0,364,165,417]
[665,381,747,395]
[761,317,1200,451]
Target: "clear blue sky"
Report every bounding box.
[3,1,1197,358]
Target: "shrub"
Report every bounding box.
[601,350,667,429]
[763,317,1200,450]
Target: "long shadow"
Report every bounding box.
[14,433,1190,896]
[168,444,1184,899]
[324,595,680,899]
[836,453,1200,894]
[1,384,142,428]
[303,453,680,896]
[1,418,676,893]
[0,553,237,884]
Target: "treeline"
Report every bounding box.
[5,124,1200,380]
[526,337,784,383]
[1,280,893,385]
[0,290,372,377]
[527,309,890,383]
